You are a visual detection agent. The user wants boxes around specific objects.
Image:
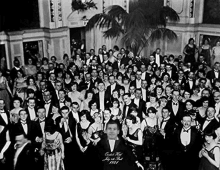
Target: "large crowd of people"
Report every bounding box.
[1,38,220,170]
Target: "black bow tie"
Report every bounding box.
[173,102,178,105]
[60,100,65,103]
[0,110,5,114]
[45,101,51,104]
[206,119,213,122]
[183,129,190,133]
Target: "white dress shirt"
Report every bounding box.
[64,120,68,132]
[214,70,219,79]
[28,107,36,121]
[180,128,191,146]
[21,122,28,135]
[136,79,142,89]
[189,80,193,89]
[99,91,105,111]
[202,118,214,131]
[161,118,169,130]
[134,98,140,107]
[72,112,79,123]
[172,101,179,116]
[110,83,116,95]
[44,101,51,117]
[155,54,160,66]
[142,88,146,101]
[39,119,45,134]
[109,140,116,152]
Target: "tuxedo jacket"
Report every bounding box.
[184,79,197,94]
[122,102,138,120]
[173,127,202,170]
[162,71,178,81]
[131,98,146,120]
[105,84,122,100]
[130,80,142,89]
[14,120,34,141]
[96,138,137,170]
[200,118,220,134]
[14,143,36,170]
[0,110,10,126]
[159,118,176,149]
[206,69,220,84]
[94,92,110,110]
[152,52,163,65]
[166,101,185,126]
[25,107,37,122]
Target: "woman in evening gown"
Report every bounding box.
[0,70,12,111]
[41,120,65,170]
[198,130,220,170]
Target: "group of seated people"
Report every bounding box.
[1,44,220,170]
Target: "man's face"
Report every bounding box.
[109,76,115,85]
[207,107,215,119]
[156,49,161,54]
[129,86,135,94]
[59,91,65,99]
[91,70,98,77]
[104,111,111,120]
[162,109,170,119]
[166,65,172,72]
[214,63,220,70]
[172,91,180,101]
[182,116,191,129]
[98,83,105,92]
[135,90,142,99]
[202,90,210,97]
[141,81,147,89]
[44,91,51,101]
[123,95,130,105]
[214,92,220,103]
[28,99,35,108]
[136,71,142,80]
[40,82,46,90]
[117,53,122,60]
[20,111,28,121]
[61,109,69,119]
[56,83,62,90]
[0,100,5,110]
[37,108,46,119]
[140,65,146,73]
[106,124,119,140]
[85,74,91,82]
[49,64,54,70]
[50,74,56,81]
[72,104,79,113]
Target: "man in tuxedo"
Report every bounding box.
[25,98,37,121]
[90,69,102,89]
[163,63,178,81]
[47,72,56,92]
[36,80,48,103]
[94,81,109,111]
[140,64,150,82]
[141,80,149,102]
[13,132,35,170]
[15,110,34,141]
[130,70,142,89]
[132,88,146,120]
[10,59,25,85]
[200,107,219,134]
[166,90,184,126]
[152,48,163,67]
[58,106,79,170]
[42,90,56,119]
[106,75,121,100]
[58,89,66,109]
[96,120,143,170]
[173,115,202,170]
[177,70,186,88]
[122,93,137,120]
[159,107,176,170]
[206,62,220,85]
[184,71,196,94]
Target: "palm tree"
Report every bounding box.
[86,0,179,56]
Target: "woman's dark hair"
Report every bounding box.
[126,114,137,124]
[200,96,210,106]
[44,119,57,134]
[13,96,23,106]
[185,99,195,108]
[89,100,98,109]
[63,53,69,60]
[26,76,36,86]
[204,129,217,139]
[147,107,157,114]
[26,88,35,96]
[42,57,49,64]
[188,38,194,44]
[111,98,120,108]
[79,110,90,120]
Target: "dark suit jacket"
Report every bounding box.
[14,120,34,141]
[122,102,138,120]
[105,84,121,101]
[94,91,110,109]
[130,80,142,89]
[0,110,10,126]
[131,98,146,120]
[206,69,220,85]
[173,127,202,170]
[184,79,197,94]
[166,101,185,126]
[25,107,37,121]
[200,118,220,134]
[14,143,36,170]
[96,138,137,170]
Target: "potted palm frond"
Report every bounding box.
[71,0,97,13]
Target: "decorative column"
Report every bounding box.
[189,0,194,18]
